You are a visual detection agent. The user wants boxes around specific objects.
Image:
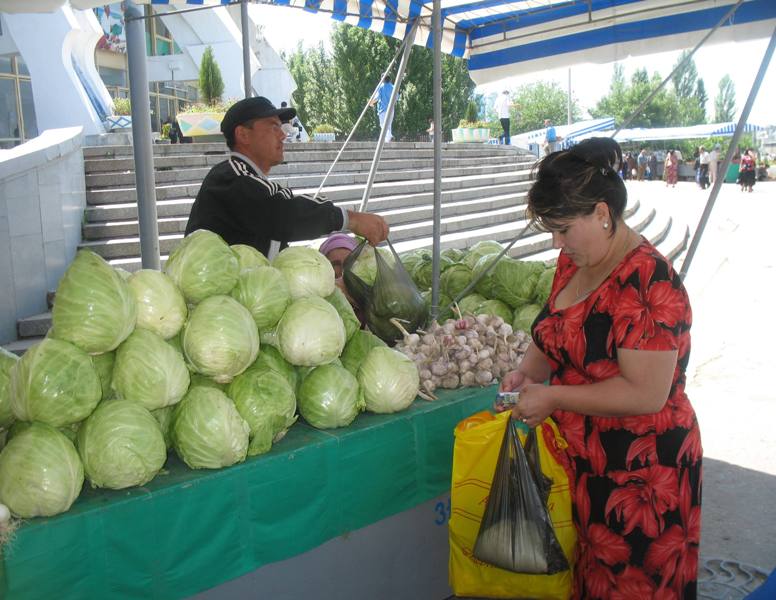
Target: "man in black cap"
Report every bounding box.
[185,96,389,258]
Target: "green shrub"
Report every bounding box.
[313,123,336,134]
[113,97,131,116]
[198,46,225,107]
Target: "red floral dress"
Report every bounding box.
[532,239,703,599]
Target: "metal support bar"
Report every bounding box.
[680,27,775,280]
[241,0,252,98]
[612,0,744,136]
[125,1,160,270]
[358,21,419,213]
[430,0,442,319]
[312,38,409,200]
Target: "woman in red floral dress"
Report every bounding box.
[499,138,702,599]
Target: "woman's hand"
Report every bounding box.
[511,383,557,428]
[494,370,538,413]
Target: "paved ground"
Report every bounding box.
[628,179,776,582]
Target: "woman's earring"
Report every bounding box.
[603,222,609,229]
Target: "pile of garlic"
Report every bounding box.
[392,314,531,397]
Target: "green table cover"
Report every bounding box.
[2,385,495,599]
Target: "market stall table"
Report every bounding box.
[2,385,496,599]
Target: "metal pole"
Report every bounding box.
[241,0,252,98]
[431,0,442,319]
[313,39,409,200]
[358,21,419,213]
[125,1,160,270]
[567,68,572,126]
[613,0,743,137]
[680,27,775,280]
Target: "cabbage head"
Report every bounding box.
[492,259,543,308]
[358,347,419,414]
[476,299,514,323]
[472,253,502,298]
[534,267,556,304]
[245,345,298,390]
[458,293,487,316]
[77,400,166,489]
[441,247,466,263]
[441,263,473,299]
[298,363,364,429]
[189,373,227,392]
[411,255,453,289]
[165,229,239,304]
[464,240,504,269]
[152,406,175,449]
[172,386,250,469]
[230,266,290,330]
[399,249,430,276]
[182,295,260,383]
[0,347,19,429]
[272,246,335,299]
[326,287,360,341]
[513,304,542,335]
[51,250,136,354]
[351,245,394,286]
[7,420,80,444]
[11,338,101,427]
[339,330,387,376]
[227,368,297,456]
[128,269,187,339]
[0,422,83,518]
[231,244,270,273]
[112,328,190,410]
[277,296,346,367]
[91,351,115,401]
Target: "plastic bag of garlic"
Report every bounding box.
[392,314,531,398]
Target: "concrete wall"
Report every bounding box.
[0,127,85,344]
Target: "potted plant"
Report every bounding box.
[452,119,491,143]
[105,97,132,132]
[176,46,230,138]
[312,123,336,142]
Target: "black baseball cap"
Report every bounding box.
[220,96,296,139]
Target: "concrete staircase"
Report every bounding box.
[4,140,689,354]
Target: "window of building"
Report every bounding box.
[0,78,20,149]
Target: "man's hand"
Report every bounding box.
[348,211,389,246]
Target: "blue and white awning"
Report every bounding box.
[1,0,774,84]
[511,117,615,149]
[574,121,763,143]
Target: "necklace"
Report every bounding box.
[573,229,636,302]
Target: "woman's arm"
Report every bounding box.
[499,342,552,392]
[514,348,677,426]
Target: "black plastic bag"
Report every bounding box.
[343,240,428,345]
[473,420,569,575]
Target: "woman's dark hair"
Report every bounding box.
[527,137,627,233]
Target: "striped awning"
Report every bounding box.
[1,0,774,84]
[574,121,763,143]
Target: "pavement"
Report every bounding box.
[627,179,776,594]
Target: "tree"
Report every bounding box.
[670,50,706,125]
[591,66,678,128]
[198,46,224,106]
[512,80,581,132]
[714,75,736,122]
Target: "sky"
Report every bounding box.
[251,4,775,126]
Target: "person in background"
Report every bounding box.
[738,148,756,192]
[426,118,434,143]
[708,144,720,185]
[636,148,648,181]
[665,149,678,187]
[280,101,303,142]
[369,75,396,142]
[319,233,366,325]
[543,119,559,155]
[498,137,701,599]
[185,96,389,259]
[698,146,710,189]
[648,150,657,181]
[494,90,515,145]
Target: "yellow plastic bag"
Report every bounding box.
[449,411,576,599]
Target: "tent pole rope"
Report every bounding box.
[612,0,744,138]
[359,20,420,213]
[680,26,776,280]
[311,35,409,201]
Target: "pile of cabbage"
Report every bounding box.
[399,241,556,335]
[0,231,420,520]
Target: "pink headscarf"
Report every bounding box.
[319,233,358,257]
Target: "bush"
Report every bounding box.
[199,46,225,107]
[113,97,131,116]
[178,99,236,114]
[464,99,479,123]
[457,120,491,129]
[313,123,336,134]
